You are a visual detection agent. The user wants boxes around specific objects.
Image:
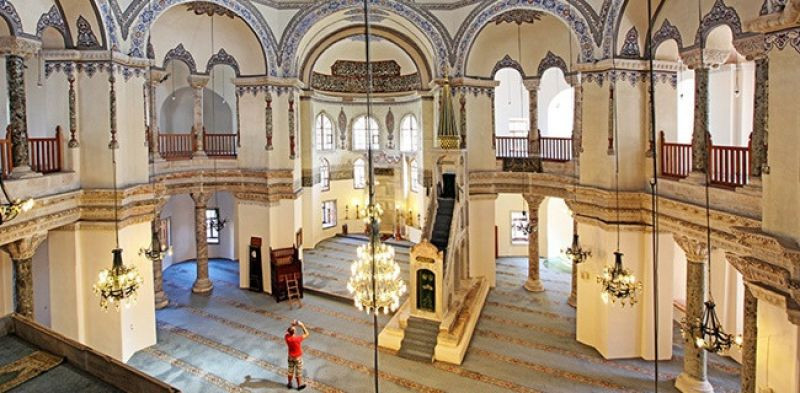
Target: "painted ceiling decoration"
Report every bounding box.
[207,48,240,75]
[36,5,70,45]
[311,60,421,93]
[652,19,683,52]
[186,2,236,18]
[76,16,103,50]
[490,55,525,78]
[537,51,568,77]
[0,0,23,36]
[619,27,641,59]
[342,8,390,23]
[695,0,743,46]
[163,43,197,73]
[760,0,787,16]
[490,9,544,25]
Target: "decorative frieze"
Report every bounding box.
[491,55,525,78]
[490,9,544,25]
[619,27,641,59]
[0,0,23,36]
[163,43,197,73]
[537,51,568,77]
[652,19,683,52]
[337,108,347,150]
[186,2,236,18]
[36,6,68,44]
[45,61,147,81]
[207,48,240,75]
[764,27,800,54]
[695,0,743,46]
[582,69,677,88]
[311,60,421,93]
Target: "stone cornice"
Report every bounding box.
[575,58,682,73]
[234,76,305,89]
[0,36,41,58]
[745,0,800,33]
[42,49,151,68]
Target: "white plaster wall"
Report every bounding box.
[493,68,528,136]
[235,201,270,291]
[538,69,574,138]
[47,227,84,343]
[27,57,70,139]
[0,253,14,317]
[541,197,573,259]
[494,193,528,257]
[468,197,496,287]
[756,299,800,393]
[709,64,754,147]
[31,237,50,327]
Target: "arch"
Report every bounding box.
[94,0,119,49]
[320,158,330,191]
[455,1,596,75]
[163,43,197,74]
[399,114,419,153]
[652,19,683,53]
[490,55,525,79]
[36,5,71,46]
[537,51,568,78]
[353,158,366,189]
[0,0,23,36]
[352,115,380,151]
[299,25,433,88]
[206,48,240,76]
[695,0,743,47]
[125,0,278,76]
[279,0,451,78]
[315,112,335,151]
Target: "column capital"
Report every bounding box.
[0,36,41,58]
[679,47,729,69]
[565,73,581,87]
[522,78,540,91]
[187,75,210,89]
[1,233,47,260]
[190,191,212,206]
[523,194,545,210]
[673,235,708,263]
[148,69,168,85]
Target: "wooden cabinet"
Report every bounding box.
[269,246,303,302]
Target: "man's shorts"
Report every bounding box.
[288,356,303,375]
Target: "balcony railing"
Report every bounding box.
[495,135,573,162]
[203,133,237,158]
[1,126,63,178]
[158,127,238,160]
[158,129,195,161]
[659,131,751,188]
[660,131,692,178]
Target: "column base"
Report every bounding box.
[10,166,42,179]
[567,294,577,308]
[193,151,208,159]
[683,171,707,186]
[675,372,714,393]
[154,292,169,309]
[192,278,214,294]
[523,278,544,292]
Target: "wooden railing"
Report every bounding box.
[28,126,62,174]
[539,136,573,162]
[660,131,692,178]
[659,131,751,187]
[203,132,237,158]
[158,129,195,160]
[495,136,529,158]
[1,126,63,178]
[496,135,574,162]
[709,139,750,188]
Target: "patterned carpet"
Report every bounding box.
[127,237,740,393]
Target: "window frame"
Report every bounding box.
[400,114,419,153]
[410,159,420,193]
[510,211,529,245]
[315,113,335,151]
[353,158,366,189]
[322,200,337,229]
[206,208,221,244]
[320,158,330,191]
[352,115,380,151]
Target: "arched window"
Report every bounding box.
[410,159,420,192]
[315,113,334,151]
[320,158,330,191]
[353,158,366,189]
[352,116,380,150]
[400,114,419,152]
[493,68,529,137]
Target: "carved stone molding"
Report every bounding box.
[76,16,102,50]
[1,233,47,261]
[0,36,41,58]
[164,43,197,74]
[674,235,709,263]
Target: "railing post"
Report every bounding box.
[55,126,62,172]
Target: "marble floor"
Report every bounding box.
[128,237,741,392]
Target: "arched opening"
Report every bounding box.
[320,158,330,191]
[539,68,574,138]
[493,68,529,137]
[352,115,380,151]
[315,113,335,151]
[399,114,419,153]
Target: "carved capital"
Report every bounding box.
[190,191,212,207]
[187,75,210,89]
[522,78,540,91]
[673,235,708,263]
[523,194,545,213]
[1,233,47,261]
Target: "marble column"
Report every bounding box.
[691,68,710,174]
[1,234,46,318]
[749,57,769,181]
[523,79,542,172]
[567,220,579,308]
[150,218,169,309]
[570,73,583,159]
[6,55,37,178]
[148,71,164,161]
[191,191,213,293]
[674,235,714,393]
[188,76,209,157]
[523,194,545,292]
[740,284,757,393]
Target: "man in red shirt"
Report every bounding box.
[285,320,309,390]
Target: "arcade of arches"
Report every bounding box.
[0,1,797,392]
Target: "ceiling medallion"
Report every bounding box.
[491,10,545,25]
[186,2,235,19]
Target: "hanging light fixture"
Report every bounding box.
[563,224,591,264]
[93,45,144,312]
[679,1,741,351]
[596,39,642,307]
[0,178,34,226]
[206,13,228,233]
[347,0,406,317]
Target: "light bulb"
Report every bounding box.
[21,198,34,212]
[695,337,705,349]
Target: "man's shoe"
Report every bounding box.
[287,383,293,389]
[297,384,307,390]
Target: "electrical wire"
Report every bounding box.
[611,26,621,253]
[696,0,714,301]
[362,1,380,392]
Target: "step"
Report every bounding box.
[398,347,434,362]
[404,327,439,337]
[401,340,436,354]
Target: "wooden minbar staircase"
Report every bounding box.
[398,317,439,362]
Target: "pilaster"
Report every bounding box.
[1,233,46,318]
[523,194,545,292]
[190,191,213,293]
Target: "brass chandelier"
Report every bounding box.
[564,228,591,264]
[0,178,34,225]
